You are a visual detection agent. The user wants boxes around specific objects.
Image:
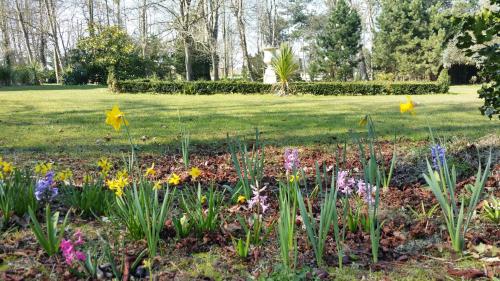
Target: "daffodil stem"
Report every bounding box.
[122,119,135,172]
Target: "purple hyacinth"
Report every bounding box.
[337,170,355,195]
[430,144,446,170]
[284,148,300,171]
[35,171,58,202]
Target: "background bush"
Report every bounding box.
[113,79,448,96]
[0,65,11,86]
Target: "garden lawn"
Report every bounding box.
[0,84,497,158]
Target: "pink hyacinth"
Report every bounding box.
[60,230,86,266]
[284,148,300,171]
[337,170,355,195]
[357,180,376,205]
[248,184,269,214]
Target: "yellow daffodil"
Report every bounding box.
[145,163,156,177]
[289,174,300,183]
[400,96,415,115]
[106,173,129,197]
[189,167,201,180]
[116,169,128,179]
[97,158,112,177]
[168,173,181,186]
[2,162,14,174]
[56,168,73,182]
[35,162,53,176]
[153,181,162,190]
[200,195,207,204]
[114,187,124,197]
[237,195,246,204]
[359,115,368,127]
[105,105,129,131]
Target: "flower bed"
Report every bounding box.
[0,102,497,280]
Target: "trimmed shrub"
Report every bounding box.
[113,79,448,96]
[0,65,11,86]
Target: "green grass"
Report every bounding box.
[0,84,497,158]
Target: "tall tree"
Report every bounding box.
[231,0,254,81]
[202,0,221,80]
[0,0,13,68]
[43,0,64,83]
[14,0,34,64]
[316,0,361,81]
[373,0,448,80]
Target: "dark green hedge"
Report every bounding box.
[113,79,448,95]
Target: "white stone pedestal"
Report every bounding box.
[263,46,277,84]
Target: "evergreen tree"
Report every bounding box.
[373,0,449,80]
[316,0,361,81]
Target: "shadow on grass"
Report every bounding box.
[0,84,106,92]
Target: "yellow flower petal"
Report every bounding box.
[189,167,201,180]
[105,105,128,131]
[237,195,246,204]
[168,173,181,186]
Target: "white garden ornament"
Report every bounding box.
[263,46,277,84]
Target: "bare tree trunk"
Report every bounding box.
[43,0,63,83]
[38,0,47,68]
[202,0,220,80]
[222,0,228,78]
[105,0,110,25]
[114,0,122,26]
[0,0,13,69]
[88,0,95,35]
[232,0,254,81]
[140,0,147,58]
[14,0,34,64]
[183,35,193,81]
[179,0,193,81]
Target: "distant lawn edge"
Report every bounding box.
[112,80,449,96]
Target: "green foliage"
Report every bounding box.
[60,179,114,218]
[232,231,251,259]
[271,43,299,95]
[28,204,70,256]
[481,196,500,224]
[296,177,338,266]
[437,69,451,93]
[0,65,11,86]
[8,64,44,86]
[354,116,388,263]
[65,26,147,84]
[423,142,491,253]
[180,184,224,236]
[180,127,190,169]
[132,181,174,258]
[277,181,298,272]
[172,43,212,81]
[114,80,448,95]
[316,0,361,81]
[227,129,265,200]
[373,0,449,80]
[0,170,38,221]
[453,1,499,119]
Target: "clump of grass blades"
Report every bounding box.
[227,128,265,201]
[180,184,224,236]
